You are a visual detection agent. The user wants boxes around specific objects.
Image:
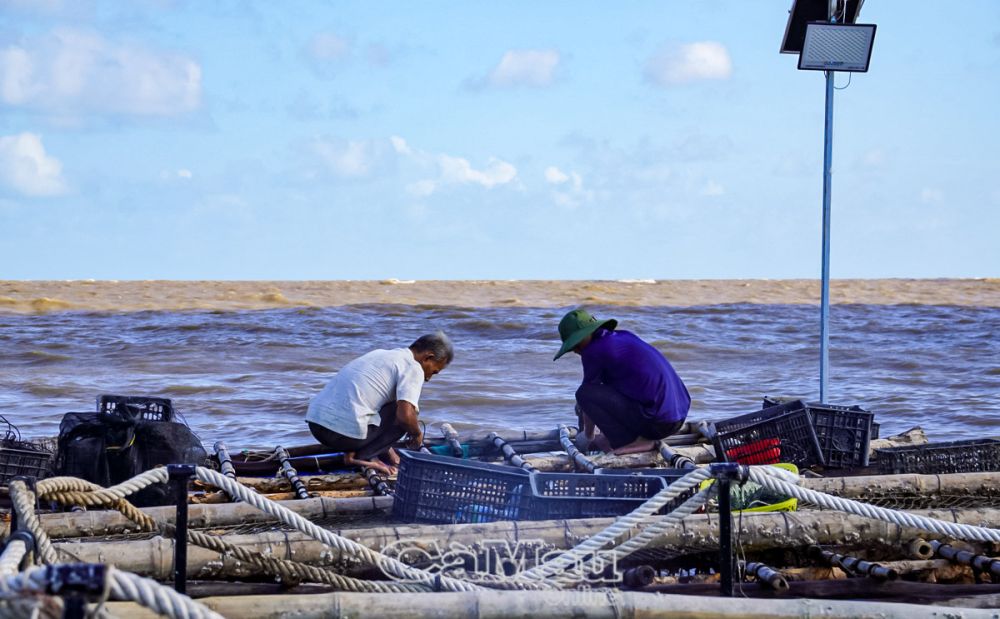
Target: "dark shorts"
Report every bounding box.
[576,383,685,449]
[308,402,405,461]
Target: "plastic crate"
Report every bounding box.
[393,450,530,524]
[98,395,174,422]
[807,403,873,468]
[711,400,825,468]
[876,439,1000,475]
[0,439,53,485]
[524,472,668,520]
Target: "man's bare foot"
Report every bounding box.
[345,452,394,476]
[611,439,657,456]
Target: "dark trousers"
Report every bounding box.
[308,402,405,461]
[576,383,684,450]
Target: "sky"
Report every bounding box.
[1,0,998,280]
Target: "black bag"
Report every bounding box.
[55,407,208,507]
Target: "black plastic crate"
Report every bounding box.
[876,439,1000,475]
[98,395,174,422]
[807,403,874,468]
[393,450,530,524]
[711,400,825,468]
[0,439,53,485]
[524,472,668,520]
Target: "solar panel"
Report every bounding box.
[780,0,864,54]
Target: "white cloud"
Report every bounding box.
[645,41,732,86]
[308,32,350,62]
[313,138,385,178]
[545,166,570,184]
[862,148,887,167]
[160,168,192,181]
[486,49,560,88]
[546,168,592,208]
[920,188,943,204]
[390,135,411,155]
[0,132,67,196]
[394,138,518,195]
[406,179,436,197]
[437,154,516,188]
[0,27,201,117]
[701,180,725,197]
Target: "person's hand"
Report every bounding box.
[407,431,424,450]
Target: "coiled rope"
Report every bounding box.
[0,565,222,619]
[750,465,1000,544]
[193,467,485,591]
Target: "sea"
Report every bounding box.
[1,279,998,448]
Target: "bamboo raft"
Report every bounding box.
[5,422,1000,617]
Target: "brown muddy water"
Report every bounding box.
[1,279,998,447]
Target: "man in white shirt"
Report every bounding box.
[306,332,453,474]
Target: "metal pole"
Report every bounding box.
[168,464,195,594]
[718,477,734,597]
[819,2,837,403]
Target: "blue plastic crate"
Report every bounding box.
[393,450,530,524]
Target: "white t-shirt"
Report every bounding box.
[306,348,424,439]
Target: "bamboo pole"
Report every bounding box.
[802,471,1000,500]
[52,508,1000,581]
[101,589,1000,619]
[191,489,373,504]
[8,495,392,540]
[196,472,378,494]
[24,468,1000,540]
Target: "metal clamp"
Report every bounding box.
[45,564,108,619]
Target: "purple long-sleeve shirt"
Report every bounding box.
[580,328,690,424]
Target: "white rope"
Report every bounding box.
[517,467,713,582]
[7,481,57,565]
[0,565,222,619]
[750,465,1000,543]
[0,540,27,579]
[37,468,170,501]
[109,569,223,619]
[194,466,484,592]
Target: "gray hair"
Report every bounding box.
[410,331,454,364]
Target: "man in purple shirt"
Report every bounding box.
[554,308,690,454]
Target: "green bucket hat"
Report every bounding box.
[553,309,617,361]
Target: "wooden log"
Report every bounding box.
[5,495,392,540]
[101,589,1000,619]
[195,472,378,494]
[53,508,1000,581]
[23,468,1000,540]
[191,489,373,504]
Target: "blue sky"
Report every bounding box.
[1,0,998,280]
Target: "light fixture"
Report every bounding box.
[798,22,876,72]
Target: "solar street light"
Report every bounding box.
[782,1,876,403]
